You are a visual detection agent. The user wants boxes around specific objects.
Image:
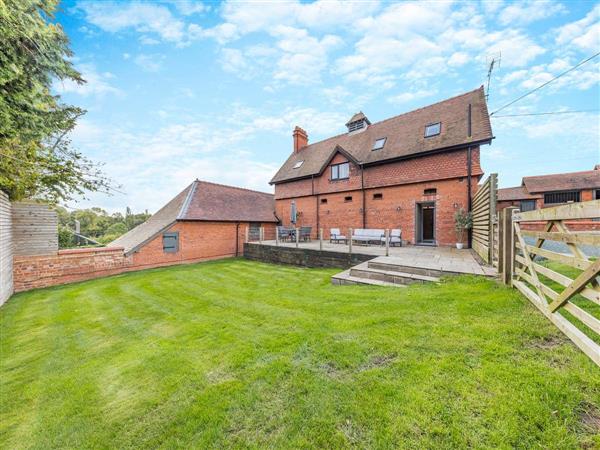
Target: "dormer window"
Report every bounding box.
[425,122,441,137]
[293,160,304,169]
[372,138,386,150]
[345,112,371,133]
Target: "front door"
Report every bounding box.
[417,202,436,245]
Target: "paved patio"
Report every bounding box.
[256,240,497,277]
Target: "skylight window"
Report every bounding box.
[293,160,304,169]
[372,138,386,150]
[425,122,441,137]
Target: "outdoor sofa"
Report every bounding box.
[351,228,385,245]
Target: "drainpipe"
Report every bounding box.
[235,222,240,256]
[312,175,319,233]
[361,164,366,228]
[466,103,473,248]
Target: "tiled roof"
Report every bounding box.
[497,186,541,201]
[110,180,277,254]
[180,180,277,222]
[110,182,193,253]
[523,168,600,193]
[270,86,493,184]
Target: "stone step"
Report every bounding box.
[350,263,439,285]
[367,260,449,278]
[331,270,405,287]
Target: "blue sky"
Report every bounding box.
[54,0,600,213]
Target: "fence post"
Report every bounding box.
[295,227,299,248]
[349,228,353,254]
[319,228,323,251]
[245,226,249,243]
[275,226,279,246]
[500,207,517,285]
[259,227,263,243]
[385,229,390,256]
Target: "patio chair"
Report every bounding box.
[299,226,312,241]
[277,226,294,242]
[329,228,347,244]
[381,229,402,247]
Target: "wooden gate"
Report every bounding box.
[471,173,497,263]
[505,200,600,366]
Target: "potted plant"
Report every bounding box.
[454,208,472,249]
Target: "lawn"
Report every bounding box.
[1,259,599,449]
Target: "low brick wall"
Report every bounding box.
[13,247,131,292]
[243,242,372,268]
[520,220,600,231]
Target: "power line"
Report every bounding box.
[490,51,600,116]
[491,109,599,118]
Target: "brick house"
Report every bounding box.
[270,87,493,246]
[497,165,600,212]
[111,180,278,270]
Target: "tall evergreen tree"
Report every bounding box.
[0,0,113,202]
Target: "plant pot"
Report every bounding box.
[456,243,464,250]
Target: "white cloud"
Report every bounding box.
[555,4,600,52]
[166,0,207,16]
[501,58,599,91]
[53,63,121,97]
[448,52,470,67]
[388,89,437,104]
[493,111,600,140]
[498,0,565,26]
[272,26,343,85]
[134,54,165,72]
[215,0,380,39]
[77,1,187,44]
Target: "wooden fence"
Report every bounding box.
[0,191,13,305]
[499,200,600,366]
[471,173,497,263]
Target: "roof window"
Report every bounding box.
[293,160,304,169]
[372,138,386,151]
[425,122,441,137]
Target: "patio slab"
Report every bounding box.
[254,240,496,277]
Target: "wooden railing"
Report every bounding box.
[500,200,600,366]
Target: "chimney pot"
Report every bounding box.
[293,126,308,153]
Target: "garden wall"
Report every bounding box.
[0,191,13,305]
[244,242,372,268]
[13,247,131,292]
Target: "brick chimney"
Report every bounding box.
[293,126,308,153]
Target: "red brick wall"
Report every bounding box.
[13,221,277,293]
[274,148,482,200]
[274,148,480,245]
[13,247,131,292]
[497,189,595,213]
[276,177,476,245]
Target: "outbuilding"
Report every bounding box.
[111,180,278,270]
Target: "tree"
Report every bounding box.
[0,0,113,202]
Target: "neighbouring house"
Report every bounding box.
[110,180,278,269]
[497,165,600,212]
[269,86,493,246]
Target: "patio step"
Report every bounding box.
[367,260,447,278]
[349,262,440,285]
[331,269,406,287]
